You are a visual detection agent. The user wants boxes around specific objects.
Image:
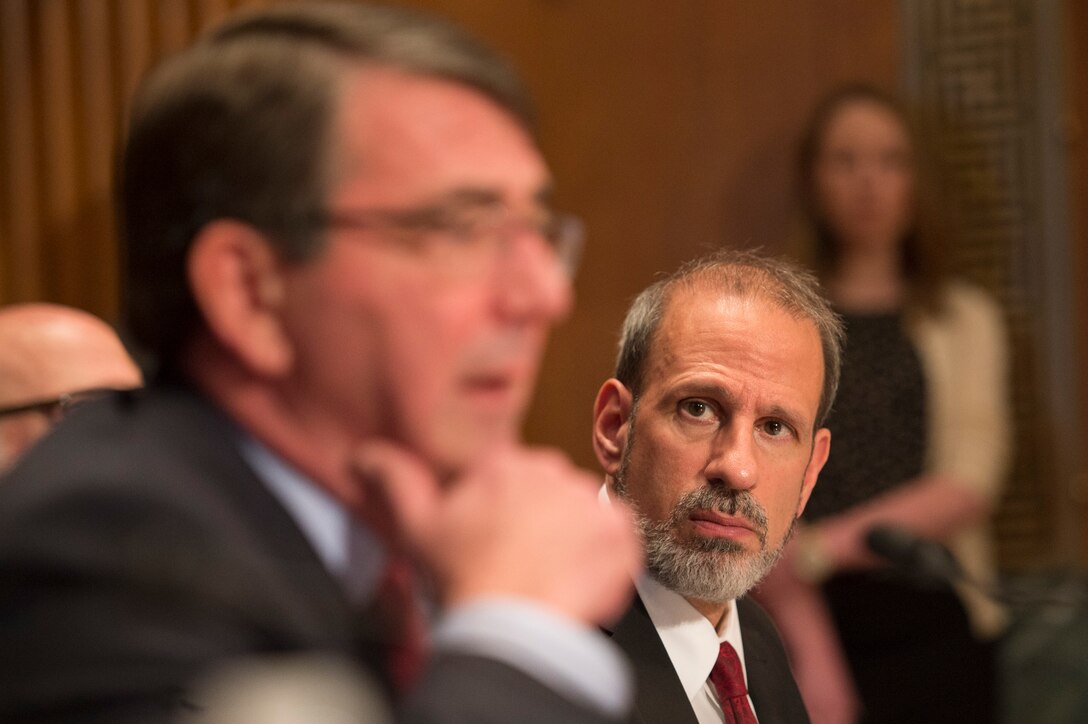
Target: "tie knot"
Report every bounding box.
[709,642,757,723]
[710,641,747,698]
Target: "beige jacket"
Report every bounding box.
[907,281,1012,638]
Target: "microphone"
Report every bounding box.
[865,524,1087,610]
[865,524,963,585]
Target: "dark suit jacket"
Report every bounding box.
[0,385,621,724]
[609,593,809,724]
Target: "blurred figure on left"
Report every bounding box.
[0,303,142,471]
[0,4,639,723]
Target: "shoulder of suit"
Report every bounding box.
[736,596,777,631]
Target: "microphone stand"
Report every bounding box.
[865,524,1087,612]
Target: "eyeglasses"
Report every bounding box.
[0,387,129,422]
[314,199,585,280]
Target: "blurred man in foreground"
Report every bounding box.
[593,251,843,723]
[0,4,639,722]
[0,303,141,471]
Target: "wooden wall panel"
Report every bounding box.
[1,0,41,302]
[39,0,85,310]
[1067,0,1088,565]
[0,0,264,320]
[75,0,117,312]
[117,0,154,107]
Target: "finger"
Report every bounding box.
[351,440,439,552]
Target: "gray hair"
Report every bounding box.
[121,2,534,371]
[614,249,844,427]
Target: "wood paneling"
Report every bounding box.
[1,0,41,301]
[1066,0,1088,565]
[0,0,267,319]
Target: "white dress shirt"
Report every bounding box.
[598,483,756,722]
[636,575,759,723]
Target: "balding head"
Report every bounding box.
[614,250,844,428]
[0,304,142,470]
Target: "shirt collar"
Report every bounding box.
[236,433,385,597]
[599,481,749,701]
[635,574,747,703]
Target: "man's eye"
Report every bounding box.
[761,420,790,437]
[679,399,714,420]
[401,207,484,239]
[441,212,484,239]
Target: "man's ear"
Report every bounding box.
[592,378,634,475]
[797,427,831,517]
[187,220,293,378]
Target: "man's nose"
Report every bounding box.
[704,425,758,492]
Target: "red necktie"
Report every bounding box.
[372,556,428,693]
[709,642,758,724]
[350,483,430,692]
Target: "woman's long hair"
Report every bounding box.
[794,84,956,314]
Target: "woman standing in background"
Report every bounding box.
[757,85,1012,724]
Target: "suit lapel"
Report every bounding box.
[149,387,356,640]
[737,596,810,724]
[739,599,778,723]
[609,594,699,724]
[161,389,407,690]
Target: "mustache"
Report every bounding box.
[672,486,768,546]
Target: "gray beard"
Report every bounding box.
[614,430,794,603]
[633,495,792,602]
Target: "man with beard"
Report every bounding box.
[592,250,844,724]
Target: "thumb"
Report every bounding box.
[351,440,439,553]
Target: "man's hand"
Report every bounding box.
[353,441,642,626]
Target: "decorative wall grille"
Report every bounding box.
[903,0,1079,570]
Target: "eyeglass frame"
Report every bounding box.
[0,387,134,422]
[307,196,585,280]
